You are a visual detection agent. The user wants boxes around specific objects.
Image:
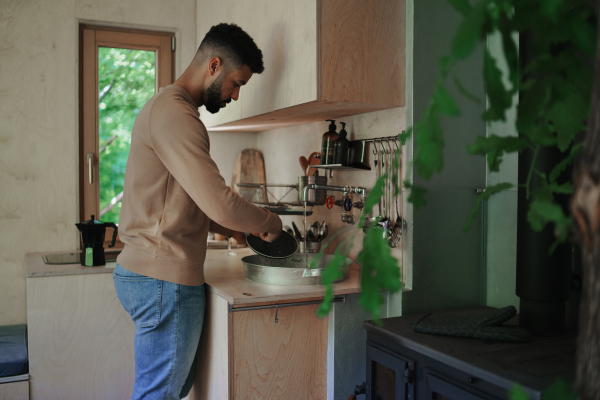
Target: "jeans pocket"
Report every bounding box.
[113,266,162,328]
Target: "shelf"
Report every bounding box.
[264,208,313,216]
[312,163,371,171]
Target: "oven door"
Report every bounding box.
[366,342,415,400]
[425,370,502,400]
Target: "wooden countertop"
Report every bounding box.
[25,248,361,306]
[204,248,361,307]
[25,250,117,278]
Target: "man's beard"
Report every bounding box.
[205,74,226,114]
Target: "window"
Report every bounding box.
[79,25,174,247]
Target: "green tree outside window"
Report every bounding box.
[98,47,156,224]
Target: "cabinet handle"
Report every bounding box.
[228,295,346,313]
[87,153,94,184]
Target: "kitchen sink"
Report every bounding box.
[241,253,352,286]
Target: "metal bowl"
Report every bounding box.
[242,253,353,286]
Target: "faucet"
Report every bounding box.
[301,184,367,203]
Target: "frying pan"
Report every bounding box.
[246,230,298,259]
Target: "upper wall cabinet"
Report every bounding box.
[197,0,405,132]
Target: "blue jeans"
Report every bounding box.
[113,263,206,400]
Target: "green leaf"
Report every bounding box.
[451,0,488,59]
[364,176,386,214]
[527,124,558,146]
[540,0,562,24]
[404,180,428,210]
[439,56,455,80]
[516,79,548,137]
[357,226,401,320]
[399,128,412,146]
[568,14,596,56]
[548,182,573,195]
[433,84,460,116]
[446,0,472,16]
[541,379,578,400]
[316,250,351,318]
[527,199,571,234]
[415,109,444,179]
[464,183,513,232]
[498,12,519,89]
[454,76,482,104]
[466,135,528,172]
[483,48,512,121]
[549,143,583,183]
[508,383,530,400]
[549,90,588,152]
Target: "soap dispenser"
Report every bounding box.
[333,122,349,166]
[320,119,339,165]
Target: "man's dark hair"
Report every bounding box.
[198,23,264,74]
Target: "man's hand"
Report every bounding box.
[230,231,247,245]
[252,230,281,243]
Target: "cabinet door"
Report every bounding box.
[366,342,415,400]
[197,0,318,129]
[231,303,327,399]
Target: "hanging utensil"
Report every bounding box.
[390,140,404,248]
[373,141,382,217]
[372,140,389,238]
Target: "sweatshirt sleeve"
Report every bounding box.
[148,91,281,235]
[209,219,233,237]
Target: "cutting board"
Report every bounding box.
[231,149,266,192]
[222,149,266,242]
[307,151,321,176]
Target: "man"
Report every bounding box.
[113,23,281,400]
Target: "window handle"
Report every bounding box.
[87,153,94,184]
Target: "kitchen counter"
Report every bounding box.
[204,247,361,308]
[25,250,118,277]
[26,247,361,306]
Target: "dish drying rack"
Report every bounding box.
[234,183,313,216]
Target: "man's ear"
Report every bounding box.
[207,57,222,77]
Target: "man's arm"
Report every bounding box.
[149,93,281,236]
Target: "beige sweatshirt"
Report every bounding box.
[117,84,281,285]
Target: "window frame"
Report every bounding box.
[79,24,175,248]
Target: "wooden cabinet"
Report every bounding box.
[189,290,328,399]
[198,0,405,132]
[26,269,135,400]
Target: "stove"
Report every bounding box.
[362,307,576,400]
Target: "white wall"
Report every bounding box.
[0,0,196,325]
[484,32,520,310]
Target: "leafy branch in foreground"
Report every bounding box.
[317,0,595,321]
[509,379,577,400]
[315,165,401,321]
[403,0,595,251]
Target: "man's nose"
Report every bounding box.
[231,87,240,101]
